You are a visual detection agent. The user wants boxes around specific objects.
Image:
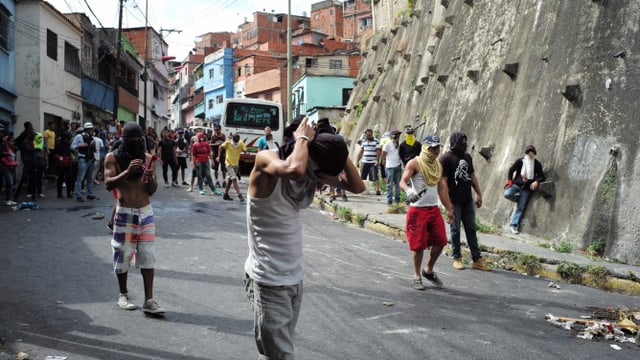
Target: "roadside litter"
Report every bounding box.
[14,202,39,210]
[545,307,639,345]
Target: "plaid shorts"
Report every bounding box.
[111,204,156,273]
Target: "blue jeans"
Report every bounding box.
[244,273,302,360]
[503,184,530,227]
[195,162,217,192]
[385,166,401,204]
[450,201,481,261]
[75,158,95,198]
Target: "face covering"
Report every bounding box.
[114,123,146,179]
[405,134,415,146]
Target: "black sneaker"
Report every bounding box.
[238,194,245,202]
[76,197,85,202]
[422,270,443,287]
[223,194,233,201]
[87,195,99,200]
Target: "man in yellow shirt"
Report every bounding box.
[43,121,56,180]
[216,133,247,202]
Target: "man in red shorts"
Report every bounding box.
[399,134,454,290]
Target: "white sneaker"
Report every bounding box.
[187,187,193,192]
[117,294,137,310]
[38,193,45,198]
[5,200,17,206]
[510,226,519,234]
[164,183,169,188]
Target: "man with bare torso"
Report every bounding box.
[103,122,164,315]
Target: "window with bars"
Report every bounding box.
[64,41,80,77]
[216,95,223,104]
[329,59,342,69]
[208,99,214,109]
[0,5,14,52]
[47,29,57,60]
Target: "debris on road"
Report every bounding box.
[545,307,640,344]
[548,282,561,289]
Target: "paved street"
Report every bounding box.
[0,170,638,359]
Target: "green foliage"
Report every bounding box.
[337,206,353,223]
[557,262,585,284]
[517,253,541,273]
[587,240,606,257]
[475,219,496,234]
[537,242,552,249]
[555,240,573,254]
[599,163,617,203]
[586,265,608,279]
[353,213,366,227]
[386,203,407,214]
[354,102,364,119]
[407,0,415,11]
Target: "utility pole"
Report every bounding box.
[113,0,124,123]
[141,0,148,130]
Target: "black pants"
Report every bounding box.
[162,160,178,184]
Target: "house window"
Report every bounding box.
[219,65,223,76]
[359,17,373,29]
[329,60,342,69]
[305,58,318,67]
[208,99,214,109]
[64,41,81,77]
[0,5,14,52]
[216,95,223,104]
[47,29,58,60]
[209,68,214,78]
[153,82,159,99]
[345,0,355,8]
[244,64,250,76]
[237,67,241,77]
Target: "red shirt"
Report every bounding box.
[191,138,210,163]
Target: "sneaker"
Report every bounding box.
[376,191,381,195]
[215,181,221,188]
[213,190,222,196]
[223,193,233,201]
[510,226,519,234]
[38,193,45,198]
[238,194,245,202]
[187,187,193,192]
[222,181,227,187]
[182,181,189,186]
[117,294,137,310]
[164,183,169,188]
[422,270,443,287]
[76,197,85,202]
[343,194,348,202]
[26,194,32,199]
[142,299,165,315]
[453,258,465,270]
[199,190,205,195]
[411,277,425,291]
[472,258,492,271]
[87,195,99,200]
[5,200,17,206]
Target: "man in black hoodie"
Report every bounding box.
[439,131,491,271]
[503,145,545,234]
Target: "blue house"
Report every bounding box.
[204,48,234,125]
[291,74,354,124]
[0,0,16,132]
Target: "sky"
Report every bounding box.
[45,0,318,60]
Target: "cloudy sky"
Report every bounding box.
[45,0,318,59]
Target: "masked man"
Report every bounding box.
[503,145,545,234]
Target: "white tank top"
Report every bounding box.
[244,177,309,286]
[409,170,439,207]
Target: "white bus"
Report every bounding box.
[220,98,285,172]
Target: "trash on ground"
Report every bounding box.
[610,344,622,351]
[16,202,39,210]
[547,282,561,289]
[16,352,29,360]
[45,357,68,360]
[382,301,394,307]
[545,307,640,344]
[92,212,105,220]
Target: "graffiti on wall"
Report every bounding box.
[568,136,611,181]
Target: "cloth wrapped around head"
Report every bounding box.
[309,132,348,177]
[114,122,146,178]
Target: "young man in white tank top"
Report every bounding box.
[400,134,454,291]
[243,117,365,359]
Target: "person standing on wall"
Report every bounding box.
[439,131,491,271]
[503,145,546,234]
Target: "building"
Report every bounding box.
[0,0,16,132]
[341,0,373,43]
[15,0,83,133]
[122,27,171,131]
[310,0,344,41]
[203,48,234,126]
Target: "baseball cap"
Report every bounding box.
[83,122,94,129]
[422,134,442,147]
[177,128,184,133]
[405,127,415,134]
[390,129,401,136]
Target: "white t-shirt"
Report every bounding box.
[382,141,402,168]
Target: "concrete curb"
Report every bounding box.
[314,196,640,296]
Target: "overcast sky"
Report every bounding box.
[45,0,318,60]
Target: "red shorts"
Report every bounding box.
[405,206,447,251]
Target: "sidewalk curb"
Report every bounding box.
[314,196,640,296]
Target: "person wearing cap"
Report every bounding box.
[217,133,247,201]
[243,117,365,359]
[504,145,546,234]
[400,134,454,290]
[104,122,164,315]
[174,128,190,185]
[0,123,18,206]
[71,122,98,202]
[191,132,222,196]
[356,128,382,195]
[439,131,491,271]
[398,126,422,166]
[382,129,403,205]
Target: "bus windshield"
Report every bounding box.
[225,102,280,130]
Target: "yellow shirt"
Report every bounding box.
[221,140,247,166]
[44,129,56,149]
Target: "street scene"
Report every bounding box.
[0,172,638,359]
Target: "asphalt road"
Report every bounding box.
[0,174,638,359]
